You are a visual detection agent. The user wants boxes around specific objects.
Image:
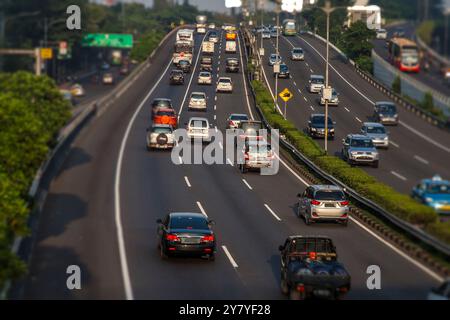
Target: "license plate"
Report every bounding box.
[181,237,200,244]
[314,289,330,297]
[325,203,335,208]
[441,205,450,211]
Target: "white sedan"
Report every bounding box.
[216,77,233,93]
[197,71,212,85]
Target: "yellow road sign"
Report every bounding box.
[40,48,53,60]
[279,88,293,102]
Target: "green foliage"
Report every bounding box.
[130,31,165,62]
[0,71,71,288]
[370,0,417,20]
[355,56,373,74]
[250,78,443,240]
[339,21,376,62]
[421,92,434,111]
[392,75,401,94]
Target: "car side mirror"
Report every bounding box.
[297,193,302,198]
[208,219,216,225]
[156,218,162,224]
[278,245,284,251]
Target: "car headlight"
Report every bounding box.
[310,127,317,131]
[384,136,388,140]
[425,197,433,203]
[329,128,335,132]
[350,151,358,155]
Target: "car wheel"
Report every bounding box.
[289,288,304,300]
[208,253,215,261]
[240,164,247,174]
[304,213,311,226]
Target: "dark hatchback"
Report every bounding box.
[276,63,290,78]
[200,56,213,71]
[225,58,239,72]
[169,69,184,85]
[308,114,335,139]
[157,212,216,260]
[177,59,191,73]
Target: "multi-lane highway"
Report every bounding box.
[14,28,443,300]
[258,32,450,194]
[372,22,450,98]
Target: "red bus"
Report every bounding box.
[388,38,420,73]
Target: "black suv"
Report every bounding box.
[200,56,213,71]
[225,58,239,72]
[177,59,191,73]
[307,114,335,139]
[169,69,184,85]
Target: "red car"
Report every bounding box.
[153,107,177,128]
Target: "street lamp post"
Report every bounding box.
[444,9,450,58]
[274,2,280,112]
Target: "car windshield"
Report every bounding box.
[179,60,189,65]
[227,59,238,65]
[219,78,231,83]
[190,120,208,128]
[201,58,212,63]
[170,215,209,230]
[199,72,210,77]
[311,116,332,125]
[351,139,374,148]
[172,71,182,76]
[152,127,172,134]
[241,123,262,134]
[153,100,171,107]
[156,110,175,116]
[366,126,385,134]
[248,144,270,153]
[230,115,249,121]
[426,183,450,194]
[377,104,396,114]
[280,65,288,71]
[293,49,303,54]
[191,94,205,100]
[311,77,324,84]
[290,238,335,254]
[314,190,346,201]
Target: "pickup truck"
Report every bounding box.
[279,236,351,300]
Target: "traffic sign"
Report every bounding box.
[40,48,53,60]
[279,88,293,102]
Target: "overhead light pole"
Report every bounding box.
[274,0,281,112]
[445,9,450,58]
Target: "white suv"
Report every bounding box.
[186,117,211,142]
[197,71,212,85]
[188,92,207,111]
[216,77,233,93]
[308,75,325,93]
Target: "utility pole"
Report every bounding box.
[274,0,281,112]
[445,9,450,58]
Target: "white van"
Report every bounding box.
[225,40,237,53]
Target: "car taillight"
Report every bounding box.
[244,153,249,160]
[309,252,317,260]
[229,120,235,126]
[340,201,349,206]
[310,200,321,206]
[201,235,214,242]
[166,234,180,242]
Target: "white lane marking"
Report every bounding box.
[344,107,350,112]
[303,96,308,102]
[414,155,429,165]
[298,36,450,154]
[297,88,302,94]
[214,104,217,110]
[215,96,217,101]
[242,179,253,190]
[177,34,208,119]
[215,126,218,133]
[264,204,282,221]
[184,176,192,188]
[310,105,315,111]
[349,216,443,282]
[310,68,313,73]
[219,141,223,149]
[391,171,407,181]
[237,32,255,120]
[293,81,297,86]
[355,117,362,123]
[222,245,238,268]
[196,201,208,217]
[115,47,175,301]
[218,60,220,65]
[305,62,309,67]
[255,37,443,284]
[390,140,400,148]
[227,158,234,166]
[214,114,217,120]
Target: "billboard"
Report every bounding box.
[81,33,133,48]
[225,0,242,8]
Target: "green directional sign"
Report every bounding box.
[81,33,133,48]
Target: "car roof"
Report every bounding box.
[240,120,262,124]
[169,212,207,219]
[189,117,208,122]
[420,175,450,186]
[154,98,171,102]
[292,47,303,50]
[191,91,206,95]
[309,185,343,192]
[152,124,172,129]
[288,235,333,241]
[229,113,248,117]
[375,101,395,106]
[310,74,324,79]
[218,77,232,80]
[310,113,329,118]
[155,107,175,112]
[363,122,384,127]
[348,134,370,139]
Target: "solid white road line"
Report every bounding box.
[299,36,450,154]
[293,81,297,86]
[184,176,192,188]
[222,245,238,268]
[414,155,429,165]
[344,107,350,112]
[297,88,302,94]
[310,106,314,111]
[303,97,308,102]
[177,34,208,118]
[196,201,208,217]
[114,47,175,301]
[264,204,282,221]
[355,117,362,123]
[242,179,253,190]
[391,171,407,181]
[237,32,255,120]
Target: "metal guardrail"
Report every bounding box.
[1,26,181,299]
[241,27,450,258]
